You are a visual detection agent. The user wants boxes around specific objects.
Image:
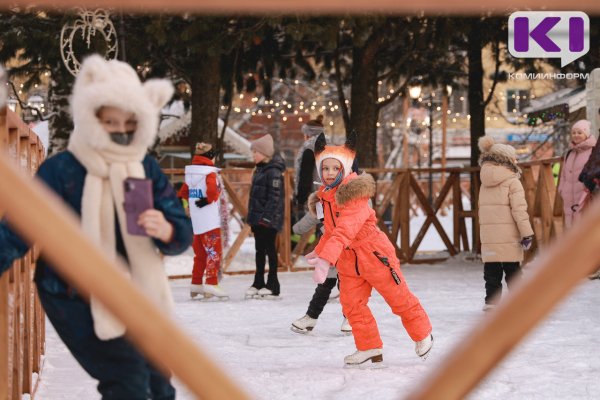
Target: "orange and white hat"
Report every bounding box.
[314,131,357,182]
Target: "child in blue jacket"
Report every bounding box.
[0,55,192,399]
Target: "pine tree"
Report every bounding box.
[0,10,74,154]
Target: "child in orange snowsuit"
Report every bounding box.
[306,132,433,366]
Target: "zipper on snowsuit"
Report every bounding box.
[324,200,336,227]
[324,199,359,276]
[373,251,401,285]
[351,249,360,276]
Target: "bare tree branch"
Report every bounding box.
[6,80,55,121]
[483,38,502,107]
[334,31,351,135]
[376,69,414,109]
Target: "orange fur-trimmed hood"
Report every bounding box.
[308,173,375,216]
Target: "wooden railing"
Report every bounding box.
[166,156,564,270]
[0,107,46,400]
[406,159,600,400]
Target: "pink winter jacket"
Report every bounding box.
[558,135,597,228]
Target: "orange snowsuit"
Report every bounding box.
[311,172,431,351]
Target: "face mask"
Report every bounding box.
[109,131,135,146]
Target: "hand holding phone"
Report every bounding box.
[123,177,153,236]
[137,209,174,243]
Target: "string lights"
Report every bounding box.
[217,77,494,130]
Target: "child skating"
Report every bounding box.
[478,136,534,311]
[178,142,228,300]
[306,132,433,367]
[245,134,286,299]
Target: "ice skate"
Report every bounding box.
[245,286,260,299]
[415,334,433,361]
[343,348,384,369]
[327,291,340,303]
[257,287,281,300]
[189,284,204,299]
[291,315,317,334]
[588,270,600,280]
[202,284,229,301]
[482,303,496,312]
[340,317,352,335]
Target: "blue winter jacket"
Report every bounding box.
[0,151,193,296]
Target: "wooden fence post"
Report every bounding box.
[0,271,11,400]
[0,152,251,400]
[281,170,293,270]
[0,108,46,400]
[0,105,10,400]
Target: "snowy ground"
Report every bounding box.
[36,253,600,400]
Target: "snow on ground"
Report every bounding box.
[36,254,600,400]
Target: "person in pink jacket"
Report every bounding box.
[558,119,596,228]
[305,132,432,367]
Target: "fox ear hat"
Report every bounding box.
[314,130,357,180]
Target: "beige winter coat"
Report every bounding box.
[478,158,534,262]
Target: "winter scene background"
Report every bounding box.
[34,216,600,400]
[2,7,600,400]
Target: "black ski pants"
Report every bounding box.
[306,277,338,319]
[252,225,280,295]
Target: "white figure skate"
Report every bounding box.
[291,315,317,334]
[202,284,229,301]
[189,284,204,299]
[340,317,352,335]
[343,348,385,369]
[415,334,434,360]
[245,286,259,299]
[257,288,280,300]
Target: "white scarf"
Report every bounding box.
[68,135,174,340]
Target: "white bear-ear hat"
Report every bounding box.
[70,54,174,152]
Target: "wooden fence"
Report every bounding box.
[166,156,564,272]
[0,107,46,400]
[406,160,600,400]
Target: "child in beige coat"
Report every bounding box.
[478,136,534,311]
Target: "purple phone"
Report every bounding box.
[123,177,153,236]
